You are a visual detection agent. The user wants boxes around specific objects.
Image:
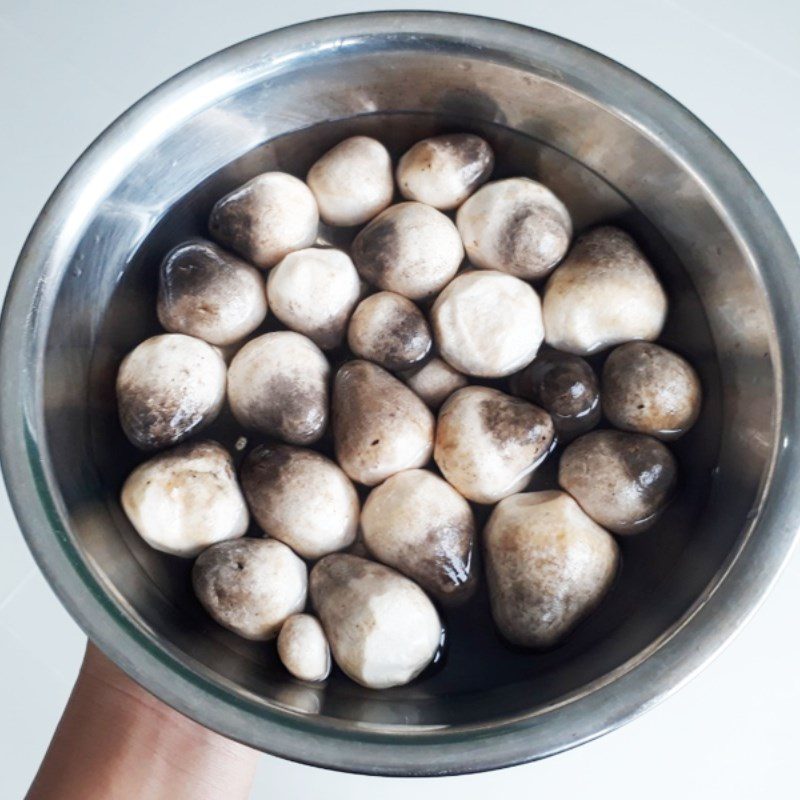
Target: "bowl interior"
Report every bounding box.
[37,31,775,735]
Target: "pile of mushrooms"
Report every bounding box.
[116,132,702,690]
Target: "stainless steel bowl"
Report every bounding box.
[2,11,799,777]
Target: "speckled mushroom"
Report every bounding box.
[396,133,494,210]
[602,341,702,440]
[121,440,248,557]
[543,227,668,355]
[434,386,555,504]
[267,247,361,349]
[241,444,359,559]
[347,291,432,371]
[456,177,572,279]
[361,469,477,605]
[227,331,329,444]
[484,491,619,648]
[209,172,318,268]
[306,136,394,227]
[431,270,544,378]
[558,429,678,534]
[351,202,464,300]
[116,333,226,451]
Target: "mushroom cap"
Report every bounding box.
[510,349,601,440]
[332,360,435,486]
[157,239,268,346]
[227,331,329,444]
[456,177,572,279]
[484,491,619,648]
[193,538,307,641]
[361,468,477,604]
[351,201,464,300]
[121,440,248,557]
[267,247,361,349]
[277,614,332,682]
[116,333,226,451]
[434,385,555,504]
[602,341,702,440]
[347,291,432,371]
[542,226,667,355]
[209,171,318,268]
[558,429,678,534]
[396,133,494,210]
[310,554,442,689]
[400,356,468,410]
[306,136,394,227]
[241,444,359,559]
[431,270,544,378]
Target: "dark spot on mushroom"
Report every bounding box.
[479,394,553,449]
[351,216,399,288]
[499,202,569,274]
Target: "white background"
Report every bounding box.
[1,1,799,797]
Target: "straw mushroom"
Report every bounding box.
[209,172,318,268]
[121,440,247,557]
[116,333,226,451]
[277,614,332,682]
[400,357,468,410]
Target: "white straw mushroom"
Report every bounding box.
[400,357,468,410]
[157,239,268,346]
[559,430,678,534]
[434,386,554,504]
[310,554,442,689]
[193,539,307,640]
[116,333,226,451]
[228,332,329,444]
[332,360,435,486]
[361,469,477,605]
[121,440,248,557]
[277,614,331,682]
[484,491,619,648]
[396,133,494,210]
[241,444,359,559]
[209,172,318,268]
[267,247,361,349]
[347,291,432,371]
[431,270,544,378]
[456,177,571,279]
[543,226,668,355]
[306,136,394,227]
[351,202,464,300]
[602,341,702,440]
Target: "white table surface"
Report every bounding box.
[1,1,798,797]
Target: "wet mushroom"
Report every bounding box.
[306,136,394,227]
[116,333,226,451]
[396,133,494,210]
[192,538,307,640]
[347,291,432,371]
[227,331,329,444]
[121,440,248,557]
[434,386,555,504]
[332,360,435,486]
[456,177,572,279]
[431,270,544,378]
[484,491,619,648]
[510,349,601,440]
[209,172,318,268]
[602,341,702,440]
[277,613,332,682]
[267,247,361,349]
[241,444,359,559]
[351,201,464,300]
[543,227,667,355]
[559,429,678,534]
[361,469,477,605]
[157,239,268,346]
[310,554,442,689]
[400,357,468,410]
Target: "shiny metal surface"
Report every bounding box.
[1,11,799,776]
